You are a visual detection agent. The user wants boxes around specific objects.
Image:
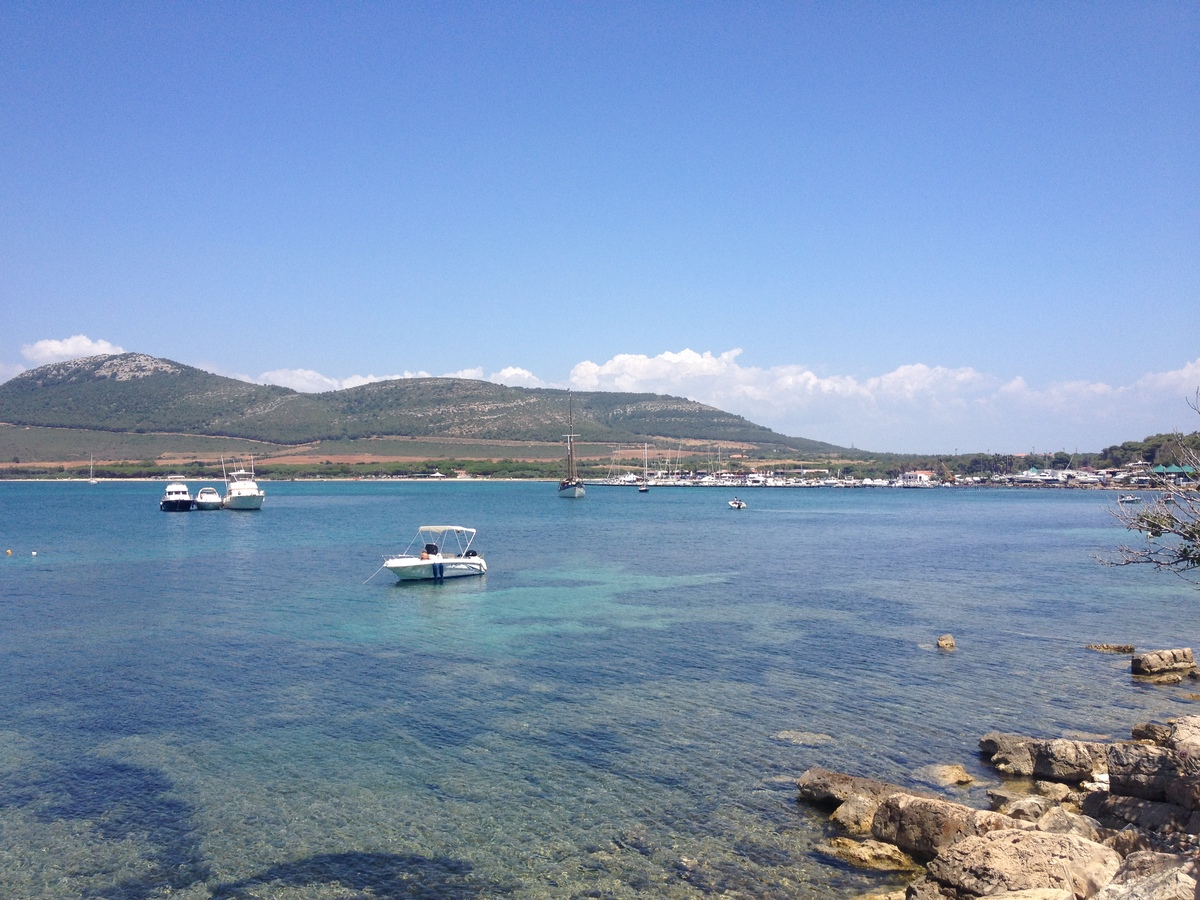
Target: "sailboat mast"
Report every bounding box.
[565,392,577,481]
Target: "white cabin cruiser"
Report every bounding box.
[221,457,265,510]
[384,526,487,582]
[160,479,194,512]
[194,486,223,510]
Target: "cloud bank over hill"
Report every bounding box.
[254,365,548,392]
[21,335,126,366]
[1,336,1197,453]
[569,350,1200,453]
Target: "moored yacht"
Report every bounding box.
[159,478,194,511]
[194,486,222,510]
[221,457,265,510]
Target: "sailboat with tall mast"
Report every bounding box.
[558,392,585,498]
[638,443,649,493]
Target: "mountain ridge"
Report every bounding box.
[0,353,844,453]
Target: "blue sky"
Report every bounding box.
[2,2,1197,453]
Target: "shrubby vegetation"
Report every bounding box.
[1107,396,1200,584]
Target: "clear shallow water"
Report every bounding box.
[0,481,1195,899]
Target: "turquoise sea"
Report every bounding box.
[0,481,1194,899]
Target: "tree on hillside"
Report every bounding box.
[1106,391,1200,584]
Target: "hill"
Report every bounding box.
[0,353,843,453]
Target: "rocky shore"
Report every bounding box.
[796,648,1200,900]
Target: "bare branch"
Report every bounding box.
[1101,424,1200,585]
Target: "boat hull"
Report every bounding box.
[160,499,194,512]
[384,557,487,581]
[222,491,265,510]
[558,480,586,498]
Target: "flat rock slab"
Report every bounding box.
[1131,648,1194,676]
[925,829,1120,899]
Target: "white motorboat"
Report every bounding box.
[384,526,487,581]
[194,486,223,510]
[221,456,265,510]
[160,478,194,511]
[558,392,585,498]
[1117,494,1143,504]
[728,497,747,509]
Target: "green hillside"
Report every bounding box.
[0,353,843,453]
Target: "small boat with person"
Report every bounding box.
[729,497,747,509]
[383,526,487,582]
[160,478,194,512]
[1117,494,1143,504]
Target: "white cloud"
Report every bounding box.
[256,364,556,393]
[444,366,485,380]
[21,335,124,365]
[569,349,1200,453]
[257,368,433,391]
[488,366,548,388]
[257,368,346,392]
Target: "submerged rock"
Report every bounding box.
[814,836,922,872]
[1133,672,1184,685]
[914,764,974,787]
[937,634,956,651]
[772,729,834,745]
